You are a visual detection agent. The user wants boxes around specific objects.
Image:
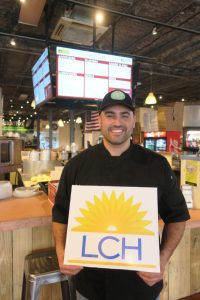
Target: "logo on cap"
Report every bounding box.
[110,90,126,101]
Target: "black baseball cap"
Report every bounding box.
[99,89,135,113]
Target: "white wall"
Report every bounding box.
[84,131,101,148]
[135,107,158,132]
[34,120,83,150]
[59,123,83,150]
[183,105,200,127]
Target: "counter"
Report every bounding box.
[0,194,200,300]
[0,192,51,231]
[0,193,57,300]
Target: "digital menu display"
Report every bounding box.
[56,46,133,99]
[32,48,53,106]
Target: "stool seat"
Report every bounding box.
[21,249,77,300]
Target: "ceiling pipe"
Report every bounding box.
[140,69,199,81]
[0,30,155,63]
[1,33,199,80]
[0,47,41,56]
[0,31,46,43]
[0,83,32,88]
[64,0,200,35]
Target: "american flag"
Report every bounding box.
[85,111,100,132]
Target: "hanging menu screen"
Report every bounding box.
[56,47,133,100]
[32,48,53,106]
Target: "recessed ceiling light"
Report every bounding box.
[152,26,158,35]
[181,98,185,102]
[10,39,16,46]
[95,11,104,24]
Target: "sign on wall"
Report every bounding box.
[64,185,160,272]
[185,160,198,186]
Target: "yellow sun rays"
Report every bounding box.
[72,191,154,235]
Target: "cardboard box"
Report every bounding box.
[48,180,59,206]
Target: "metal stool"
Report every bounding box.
[21,249,77,300]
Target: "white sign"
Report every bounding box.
[64,185,160,272]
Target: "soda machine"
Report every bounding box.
[143,131,181,153]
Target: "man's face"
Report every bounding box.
[99,105,136,146]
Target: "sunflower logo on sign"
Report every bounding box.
[72,191,154,236]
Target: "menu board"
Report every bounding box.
[56,47,133,99]
[32,48,53,106]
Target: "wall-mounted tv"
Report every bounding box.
[56,46,133,100]
[32,48,53,106]
[183,127,200,152]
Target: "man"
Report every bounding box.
[52,89,190,300]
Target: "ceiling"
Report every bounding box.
[0,0,200,123]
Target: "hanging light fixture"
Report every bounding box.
[95,11,104,24]
[76,116,82,124]
[152,25,158,36]
[144,73,157,105]
[58,119,64,127]
[31,100,36,109]
[10,38,16,46]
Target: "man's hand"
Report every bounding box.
[137,221,186,286]
[136,267,164,286]
[57,251,83,276]
[53,222,83,276]
[59,262,83,276]
[136,254,166,286]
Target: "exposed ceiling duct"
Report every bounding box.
[51,5,109,45]
[51,16,109,45]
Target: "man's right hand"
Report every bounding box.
[59,261,83,276]
[53,222,83,276]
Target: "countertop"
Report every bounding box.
[0,192,52,231]
[0,192,200,231]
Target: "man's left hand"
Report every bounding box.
[136,269,164,286]
[136,257,166,286]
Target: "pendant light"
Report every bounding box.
[145,73,157,105]
[31,100,36,109]
[152,25,158,36]
[58,119,64,127]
